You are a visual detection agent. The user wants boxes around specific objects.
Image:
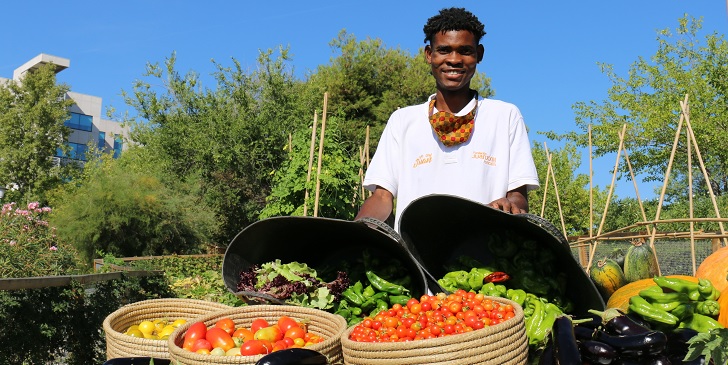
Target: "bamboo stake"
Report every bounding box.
[303,111,318,216]
[364,125,371,197]
[313,93,328,217]
[539,147,553,217]
[588,125,594,269]
[589,125,594,240]
[647,95,689,276]
[358,146,366,204]
[688,128,697,275]
[543,143,568,238]
[587,123,627,271]
[681,98,728,245]
[618,129,652,236]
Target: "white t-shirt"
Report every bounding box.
[363,94,540,231]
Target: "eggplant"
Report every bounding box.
[574,325,597,341]
[594,330,667,358]
[612,354,672,365]
[538,341,555,365]
[604,314,651,336]
[552,315,582,365]
[254,348,329,365]
[625,312,652,329]
[579,340,617,364]
[665,327,699,359]
[572,313,603,329]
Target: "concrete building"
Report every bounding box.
[1,53,129,164]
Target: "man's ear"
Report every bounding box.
[477,44,484,63]
[424,44,432,64]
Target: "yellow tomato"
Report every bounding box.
[158,325,176,338]
[171,319,187,328]
[138,320,156,335]
[125,328,144,338]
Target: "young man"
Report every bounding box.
[355,7,539,231]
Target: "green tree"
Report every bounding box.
[49,151,218,263]
[529,142,608,237]
[123,49,308,244]
[0,62,74,202]
[544,16,728,207]
[260,116,361,220]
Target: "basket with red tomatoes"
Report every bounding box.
[167,304,346,365]
[341,290,529,365]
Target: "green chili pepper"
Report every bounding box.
[697,278,719,301]
[650,300,683,312]
[366,271,409,296]
[518,274,551,296]
[529,302,562,346]
[653,276,699,294]
[688,290,702,301]
[348,317,363,326]
[437,277,459,293]
[522,294,539,317]
[362,285,376,299]
[350,307,362,316]
[506,289,527,307]
[389,295,410,306]
[695,300,721,317]
[341,287,365,306]
[376,299,389,312]
[677,313,724,333]
[335,308,351,318]
[628,295,679,326]
[669,302,694,321]
[638,289,689,304]
[525,297,545,345]
[468,268,492,291]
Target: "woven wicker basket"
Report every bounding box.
[103,298,231,360]
[340,297,528,365]
[167,304,348,365]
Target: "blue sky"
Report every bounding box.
[2,1,727,201]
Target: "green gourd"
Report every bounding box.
[622,239,659,283]
[589,257,627,301]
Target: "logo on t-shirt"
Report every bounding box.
[471,151,496,166]
[412,154,433,168]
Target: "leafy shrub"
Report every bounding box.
[0,274,173,365]
[0,202,82,278]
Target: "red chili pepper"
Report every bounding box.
[483,272,510,283]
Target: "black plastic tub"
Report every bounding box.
[102,358,170,365]
[222,216,429,303]
[398,194,605,315]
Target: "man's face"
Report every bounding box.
[425,30,483,92]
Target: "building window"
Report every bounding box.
[98,132,106,150]
[57,142,88,161]
[113,136,123,158]
[64,112,93,132]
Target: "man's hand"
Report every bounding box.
[488,186,528,214]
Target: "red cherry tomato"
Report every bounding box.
[277,316,299,334]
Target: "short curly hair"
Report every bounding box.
[423,7,486,44]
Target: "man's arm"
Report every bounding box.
[354,186,394,222]
[488,185,529,214]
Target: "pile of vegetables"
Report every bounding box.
[589,239,659,301]
[235,250,417,324]
[436,255,569,348]
[236,259,350,310]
